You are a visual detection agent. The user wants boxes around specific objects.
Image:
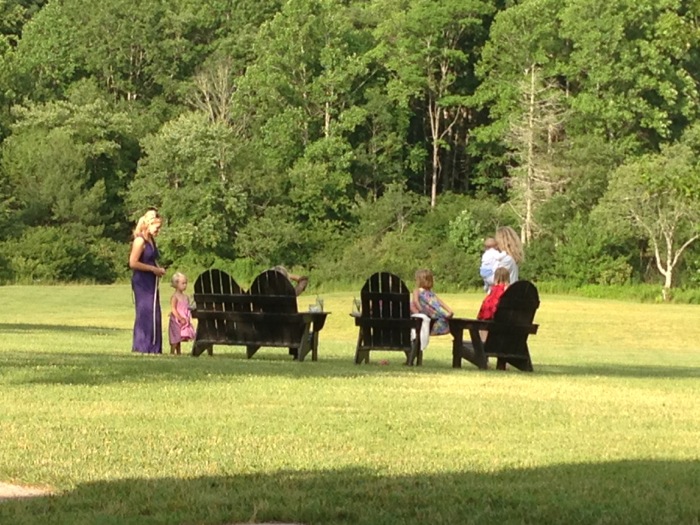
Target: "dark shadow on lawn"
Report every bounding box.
[4,348,700,386]
[0,323,127,334]
[1,350,450,386]
[0,460,698,525]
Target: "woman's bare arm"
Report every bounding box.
[128,237,165,276]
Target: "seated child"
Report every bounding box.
[477,267,510,321]
[476,267,510,344]
[479,237,505,291]
[411,269,454,338]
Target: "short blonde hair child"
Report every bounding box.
[171,272,186,288]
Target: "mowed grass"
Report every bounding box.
[1,285,699,525]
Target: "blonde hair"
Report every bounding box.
[132,209,161,238]
[484,237,497,249]
[493,267,510,285]
[415,269,434,290]
[495,226,524,264]
[171,272,187,288]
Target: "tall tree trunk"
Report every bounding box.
[524,65,536,245]
[428,93,439,208]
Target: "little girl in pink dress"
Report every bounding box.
[168,272,196,355]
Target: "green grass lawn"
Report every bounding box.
[1,285,699,524]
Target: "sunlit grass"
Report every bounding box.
[1,285,699,524]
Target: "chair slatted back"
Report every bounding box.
[248,269,301,344]
[359,272,412,349]
[249,269,298,313]
[485,280,540,357]
[193,269,247,342]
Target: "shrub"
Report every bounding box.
[3,226,118,283]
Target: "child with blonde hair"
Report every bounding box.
[480,237,505,291]
[168,272,195,355]
[410,269,454,336]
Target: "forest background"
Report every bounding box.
[1,0,700,301]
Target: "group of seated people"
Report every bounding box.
[409,226,524,351]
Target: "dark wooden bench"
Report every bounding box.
[353,271,425,365]
[191,268,328,361]
[449,280,539,371]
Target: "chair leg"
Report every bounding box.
[354,349,369,364]
[459,341,481,368]
[409,340,422,366]
[310,331,319,362]
[192,342,213,357]
[246,345,260,359]
[505,356,533,372]
[354,331,369,364]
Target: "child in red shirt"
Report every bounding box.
[477,267,510,321]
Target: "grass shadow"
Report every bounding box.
[0,460,698,524]
[0,323,127,334]
[4,349,700,386]
[1,350,452,386]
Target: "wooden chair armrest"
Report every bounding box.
[193,310,328,324]
[449,317,538,335]
[449,317,491,335]
[354,317,423,329]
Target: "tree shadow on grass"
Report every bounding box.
[0,460,698,525]
[1,349,451,386]
[4,348,700,386]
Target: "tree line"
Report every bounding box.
[1,0,699,298]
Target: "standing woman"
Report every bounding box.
[129,209,166,354]
[495,226,524,284]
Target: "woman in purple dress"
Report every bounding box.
[128,210,166,354]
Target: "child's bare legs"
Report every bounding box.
[170,343,181,355]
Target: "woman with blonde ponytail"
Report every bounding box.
[494,226,524,284]
[129,209,166,354]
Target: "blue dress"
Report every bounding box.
[131,237,162,354]
[416,288,451,335]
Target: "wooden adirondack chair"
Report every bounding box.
[353,272,424,365]
[191,268,328,361]
[449,280,540,371]
[191,269,247,357]
[247,269,308,359]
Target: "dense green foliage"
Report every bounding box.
[1,0,700,297]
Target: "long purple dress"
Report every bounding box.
[131,236,162,354]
